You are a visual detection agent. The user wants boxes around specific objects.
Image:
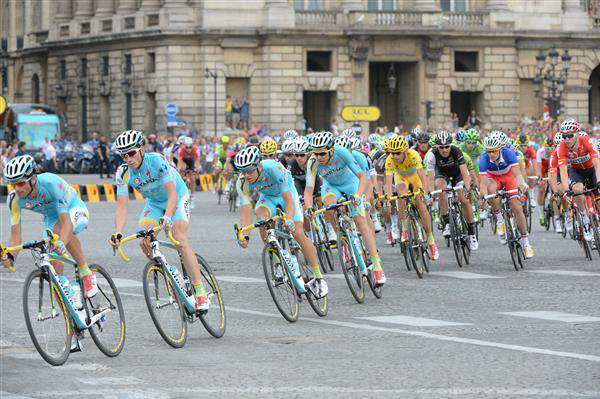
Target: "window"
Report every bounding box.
[80,22,90,35]
[102,19,112,32]
[367,0,395,11]
[147,14,159,27]
[441,0,468,12]
[307,51,332,72]
[124,54,132,75]
[454,51,478,72]
[146,52,155,74]
[80,58,87,78]
[59,25,69,37]
[102,56,110,76]
[59,59,67,80]
[294,0,321,11]
[124,17,135,30]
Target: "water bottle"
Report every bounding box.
[58,276,81,309]
[290,254,301,279]
[169,264,184,289]
[71,281,83,310]
[280,249,300,277]
[183,275,194,304]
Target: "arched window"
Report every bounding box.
[32,73,40,103]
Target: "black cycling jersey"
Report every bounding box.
[371,150,387,176]
[426,145,465,179]
[289,159,321,199]
[278,154,289,169]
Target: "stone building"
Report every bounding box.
[1,0,599,140]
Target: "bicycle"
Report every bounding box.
[216,172,228,205]
[431,186,471,268]
[115,226,226,347]
[539,178,554,231]
[563,189,600,260]
[315,198,382,303]
[0,230,126,366]
[235,210,328,322]
[389,191,430,279]
[484,189,525,271]
[307,205,335,274]
[227,174,239,213]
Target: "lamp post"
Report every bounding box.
[387,64,397,95]
[533,46,571,120]
[0,49,7,96]
[204,67,217,136]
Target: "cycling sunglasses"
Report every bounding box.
[15,179,32,187]
[241,167,257,175]
[486,148,500,154]
[314,151,330,157]
[438,145,451,150]
[121,148,140,158]
[562,133,576,139]
[295,153,308,158]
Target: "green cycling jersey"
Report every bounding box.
[458,142,483,173]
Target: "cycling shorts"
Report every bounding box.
[393,173,423,193]
[183,159,197,172]
[569,167,597,190]
[139,192,190,226]
[321,179,365,217]
[255,188,303,223]
[487,173,520,199]
[43,198,90,237]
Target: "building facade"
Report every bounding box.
[1,0,600,140]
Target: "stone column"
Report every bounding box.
[95,0,115,17]
[139,0,161,11]
[116,0,137,14]
[74,0,94,19]
[55,0,73,22]
[487,0,509,11]
[413,0,438,12]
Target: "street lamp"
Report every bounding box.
[387,64,397,95]
[204,67,217,137]
[0,49,8,96]
[533,46,571,120]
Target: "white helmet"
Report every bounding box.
[234,146,261,170]
[281,140,296,154]
[368,133,379,144]
[342,128,356,139]
[177,135,187,145]
[350,137,362,150]
[559,118,580,134]
[435,131,452,146]
[309,131,334,150]
[334,135,351,149]
[283,129,298,141]
[115,130,144,154]
[579,131,588,137]
[553,133,563,145]
[3,155,36,183]
[184,137,193,147]
[483,133,503,150]
[294,139,310,154]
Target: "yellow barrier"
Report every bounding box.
[103,184,116,202]
[206,175,214,191]
[133,189,144,200]
[199,175,208,192]
[72,184,81,199]
[86,184,100,202]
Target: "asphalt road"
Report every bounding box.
[1,191,599,399]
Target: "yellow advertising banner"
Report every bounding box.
[341,106,381,122]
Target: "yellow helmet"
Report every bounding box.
[515,134,528,146]
[383,139,390,152]
[389,136,408,153]
[260,139,278,156]
[222,136,230,144]
[236,137,246,145]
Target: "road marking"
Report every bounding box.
[500,311,600,323]
[324,274,349,279]
[77,376,143,386]
[525,270,600,277]
[60,363,110,371]
[356,315,471,327]
[217,276,264,283]
[0,277,25,283]
[0,391,35,399]
[110,278,142,288]
[227,306,600,363]
[0,340,17,347]
[429,271,504,279]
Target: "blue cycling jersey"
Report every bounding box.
[237,160,292,206]
[479,147,519,176]
[352,150,376,177]
[115,153,188,202]
[7,173,80,225]
[306,145,364,187]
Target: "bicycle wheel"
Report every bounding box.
[504,215,520,271]
[402,241,412,271]
[409,216,425,278]
[142,261,188,348]
[86,264,126,357]
[525,193,533,233]
[591,217,600,258]
[190,254,227,338]
[217,176,223,205]
[448,208,464,268]
[23,269,72,366]
[262,245,299,322]
[296,249,328,317]
[312,222,330,275]
[338,234,365,303]
[360,237,382,299]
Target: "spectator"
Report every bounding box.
[87,131,99,150]
[43,139,58,173]
[225,95,234,129]
[330,119,338,134]
[163,136,174,164]
[240,96,250,130]
[467,110,481,128]
[15,141,26,157]
[97,134,112,179]
[145,133,163,153]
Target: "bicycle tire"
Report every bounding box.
[525,194,533,234]
[359,236,382,299]
[87,264,126,358]
[196,254,227,338]
[312,221,330,275]
[505,215,520,271]
[591,218,600,258]
[295,248,328,317]
[402,241,412,271]
[142,262,188,348]
[23,269,72,366]
[338,234,365,303]
[409,215,425,278]
[262,245,299,322]
[448,207,464,268]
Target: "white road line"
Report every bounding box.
[227,306,600,363]
[0,276,25,283]
[110,278,142,288]
[356,315,471,327]
[500,311,600,323]
[429,271,504,279]
[0,391,35,399]
[218,276,264,283]
[76,376,143,386]
[525,270,600,277]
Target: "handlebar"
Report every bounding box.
[234,210,288,241]
[114,226,179,263]
[387,189,424,203]
[313,199,353,216]
[430,186,466,196]
[483,189,520,200]
[0,229,60,272]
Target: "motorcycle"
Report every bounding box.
[69,143,95,174]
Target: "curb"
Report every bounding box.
[0,174,216,202]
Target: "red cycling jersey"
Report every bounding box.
[536,147,552,177]
[548,149,559,175]
[178,145,200,162]
[521,145,536,168]
[557,136,599,170]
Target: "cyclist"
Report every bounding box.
[384,136,439,260]
[412,131,430,161]
[341,127,356,139]
[479,132,534,258]
[371,138,395,244]
[109,130,209,312]
[304,131,386,286]
[425,131,478,250]
[169,135,187,167]
[556,119,600,242]
[177,136,201,208]
[458,128,483,182]
[260,138,279,161]
[280,140,296,168]
[213,136,231,194]
[548,133,567,233]
[2,155,97,298]
[235,146,328,297]
[515,134,538,208]
[283,129,298,141]
[534,137,554,226]
[455,130,466,144]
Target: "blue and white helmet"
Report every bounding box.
[334,135,351,149]
[281,140,296,154]
[309,131,334,150]
[234,146,261,170]
[367,133,379,145]
[294,139,310,154]
[350,137,362,150]
[115,130,144,154]
[342,128,356,139]
[3,155,36,183]
[283,129,298,141]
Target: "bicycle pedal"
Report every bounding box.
[70,339,82,353]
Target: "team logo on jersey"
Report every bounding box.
[144,210,151,217]
[41,193,46,201]
[146,170,152,178]
[25,202,32,208]
[134,178,140,184]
